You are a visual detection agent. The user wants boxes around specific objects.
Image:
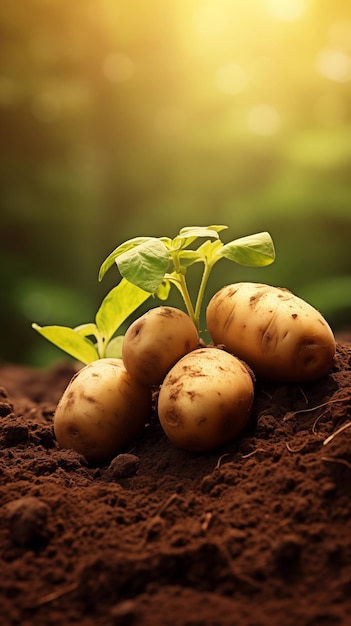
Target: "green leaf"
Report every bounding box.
[32,324,99,364]
[177,249,202,266]
[207,225,229,233]
[74,323,98,338]
[116,239,169,293]
[177,226,224,240]
[173,225,224,250]
[105,336,124,359]
[98,236,154,281]
[219,232,275,267]
[155,279,171,300]
[95,278,151,342]
[195,239,223,263]
[159,237,173,249]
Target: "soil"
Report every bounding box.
[1,343,351,626]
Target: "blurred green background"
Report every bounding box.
[1,0,350,366]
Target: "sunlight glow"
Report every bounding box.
[193,5,226,38]
[102,53,134,83]
[266,0,306,21]
[329,20,351,51]
[247,104,281,135]
[316,48,351,82]
[154,107,185,135]
[215,63,248,95]
[314,93,347,125]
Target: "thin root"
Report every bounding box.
[144,493,179,542]
[298,386,309,405]
[321,455,351,471]
[156,493,179,517]
[323,421,351,446]
[33,583,78,607]
[312,409,330,436]
[241,447,266,459]
[201,512,213,532]
[283,396,350,422]
[286,441,308,453]
[261,390,273,400]
[215,453,231,469]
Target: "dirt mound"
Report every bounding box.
[1,344,351,626]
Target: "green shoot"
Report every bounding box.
[32,278,151,364]
[33,225,275,363]
[99,225,275,331]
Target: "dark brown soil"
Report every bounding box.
[1,344,351,626]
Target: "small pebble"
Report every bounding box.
[105,454,140,480]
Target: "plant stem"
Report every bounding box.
[96,334,106,359]
[194,261,212,329]
[169,250,197,327]
[177,274,197,328]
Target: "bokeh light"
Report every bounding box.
[193,5,227,38]
[1,0,351,364]
[215,64,248,95]
[316,48,351,82]
[246,104,281,135]
[265,0,307,21]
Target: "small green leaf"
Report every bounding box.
[74,323,98,338]
[116,239,169,293]
[98,237,154,281]
[105,336,124,359]
[32,324,99,364]
[174,225,223,250]
[159,237,173,249]
[177,249,202,266]
[177,226,223,240]
[207,225,228,233]
[155,279,171,300]
[195,239,223,263]
[219,232,275,267]
[95,278,151,342]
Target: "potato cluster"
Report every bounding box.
[54,287,336,462]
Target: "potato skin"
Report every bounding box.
[206,282,336,383]
[158,348,254,452]
[122,306,199,386]
[54,358,151,464]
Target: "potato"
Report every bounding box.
[54,358,151,464]
[158,347,254,452]
[206,282,336,383]
[122,306,199,387]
